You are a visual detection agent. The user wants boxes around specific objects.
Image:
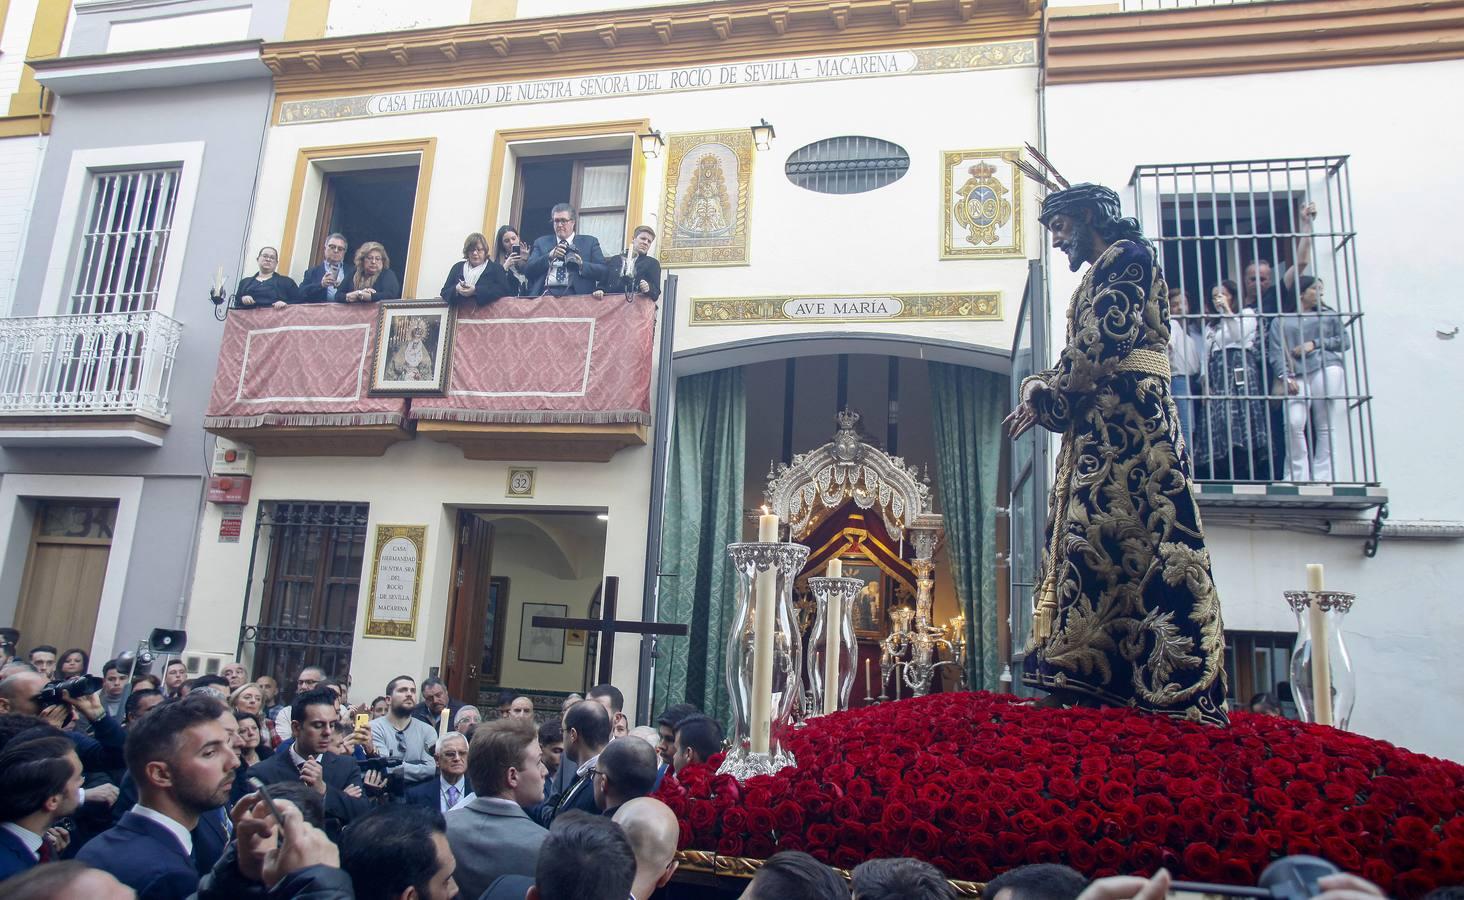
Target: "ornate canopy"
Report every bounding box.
[765,409,936,543]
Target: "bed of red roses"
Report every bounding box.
[652,692,1464,897]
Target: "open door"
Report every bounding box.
[444,512,494,702]
[1007,260,1049,689]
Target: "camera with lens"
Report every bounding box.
[37,674,104,708]
[357,756,403,775]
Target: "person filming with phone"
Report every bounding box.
[524,204,606,297]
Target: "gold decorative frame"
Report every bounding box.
[659,129,754,267]
[941,147,1024,259]
[363,524,427,640]
[691,291,1000,326]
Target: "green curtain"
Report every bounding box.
[652,368,745,730]
[929,362,1009,692]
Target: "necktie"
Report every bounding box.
[446,784,460,808]
[37,839,52,863]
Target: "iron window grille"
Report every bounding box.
[1131,156,1377,487]
[237,501,369,698]
[785,136,910,195]
[69,168,181,315]
[1007,261,1049,687]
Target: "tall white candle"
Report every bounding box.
[823,559,844,714]
[1306,563,1333,726]
[750,509,779,754]
[439,707,450,739]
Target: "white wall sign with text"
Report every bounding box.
[363,524,426,640]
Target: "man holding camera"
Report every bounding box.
[524,204,606,297]
[243,688,371,835]
[0,670,126,775]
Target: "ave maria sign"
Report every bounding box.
[691,292,1000,326]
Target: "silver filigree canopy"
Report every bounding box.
[765,409,934,540]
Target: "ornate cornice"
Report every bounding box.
[262,0,1039,98]
[1046,0,1464,84]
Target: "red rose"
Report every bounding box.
[773,800,803,832]
[1182,843,1222,879]
[746,834,776,860]
[717,834,744,857]
[747,808,775,835]
[806,823,837,851]
[687,800,718,832]
[1095,838,1126,868]
[909,821,943,856]
[1098,782,1133,808]
[1221,858,1255,883]
[1130,842,1163,872]
[721,807,749,834]
[845,778,874,803]
[777,833,806,853]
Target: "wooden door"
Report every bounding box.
[443,512,494,701]
[14,501,116,657]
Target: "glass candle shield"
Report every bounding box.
[1284,590,1357,730]
[806,576,860,717]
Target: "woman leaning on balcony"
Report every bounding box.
[440,231,513,306]
[234,247,299,309]
[343,241,402,302]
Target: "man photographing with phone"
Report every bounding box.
[524,204,606,297]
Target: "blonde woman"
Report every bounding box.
[344,241,402,302]
[231,682,265,716]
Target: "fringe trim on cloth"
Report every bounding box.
[410,408,651,426]
[203,413,407,429]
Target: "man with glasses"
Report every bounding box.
[524,203,606,297]
[300,233,354,303]
[407,732,474,812]
[368,675,439,788]
[273,665,327,747]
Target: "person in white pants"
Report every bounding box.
[1267,277,1351,482]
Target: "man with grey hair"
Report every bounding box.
[299,233,354,303]
[524,203,606,296]
[406,731,474,812]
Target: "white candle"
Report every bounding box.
[1306,563,1333,726]
[439,707,450,739]
[750,509,779,753]
[864,657,872,698]
[823,560,843,714]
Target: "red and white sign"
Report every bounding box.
[207,476,252,505]
[218,505,243,543]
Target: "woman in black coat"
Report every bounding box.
[494,224,533,297]
[234,247,300,309]
[442,231,513,306]
[343,241,401,302]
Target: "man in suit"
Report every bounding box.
[481,811,635,900]
[410,677,465,731]
[342,806,459,900]
[298,233,354,303]
[540,699,610,826]
[672,713,723,774]
[593,224,662,301]
[77,694,237,899]
[406,731,473,812]
[245,688,370,837]
[0,734,83,880]
[444,718,548,900]
[592,734,658,819]
[524,203,607,296]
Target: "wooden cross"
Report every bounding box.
[531,576,689,685]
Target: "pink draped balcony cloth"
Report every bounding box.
[203,303,407,430]
[411,294,655,426]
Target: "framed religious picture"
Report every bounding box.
[659,129,754,267]
[843,560,887,640]
[941,147,1024,259]
[369,301,455,395]
[518,602,568,664]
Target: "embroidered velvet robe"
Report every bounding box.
[1021,238,1229,726]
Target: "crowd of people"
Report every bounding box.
[232,203,661,311]
[0,640,1410,900]
[1163,203,1357,485]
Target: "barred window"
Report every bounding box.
[69,167,181,315]
[785,136,909,195]
[1131,156,1377,489]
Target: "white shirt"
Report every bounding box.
[131,804,194,856]
[440,775,470,812]
[548,233,576,287]
[0,822,42,860]
[325,262,344,299]
[1168,324,1204,376]
[1207,309,1259,352]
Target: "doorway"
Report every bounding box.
[511,151,631,255]
[443,509,608,709]
[14,500,117,657]
[311,165,419,285]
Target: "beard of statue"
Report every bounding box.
[1063,216,1097,272]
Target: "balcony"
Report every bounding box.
[204,296,653,461]
[0,310,183,447]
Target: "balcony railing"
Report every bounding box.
[0,310,183,444]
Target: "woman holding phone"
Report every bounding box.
[494,225,533,297]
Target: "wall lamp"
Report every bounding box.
[750,119,776,152]
[639,129,665,159]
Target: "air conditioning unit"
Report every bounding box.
[182,651,232,677]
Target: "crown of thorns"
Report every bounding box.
[1014,144,1126,228]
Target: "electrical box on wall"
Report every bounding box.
[211,438,255,477]
[207,476,251,505]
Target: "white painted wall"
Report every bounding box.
[1046,59,1464,762]
[325,0,471,36]
[186,437,652,720]
[0,137,41,318]
[0,0,41,98]
[104,6,252,52]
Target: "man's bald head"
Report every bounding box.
[613,797,680,899]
